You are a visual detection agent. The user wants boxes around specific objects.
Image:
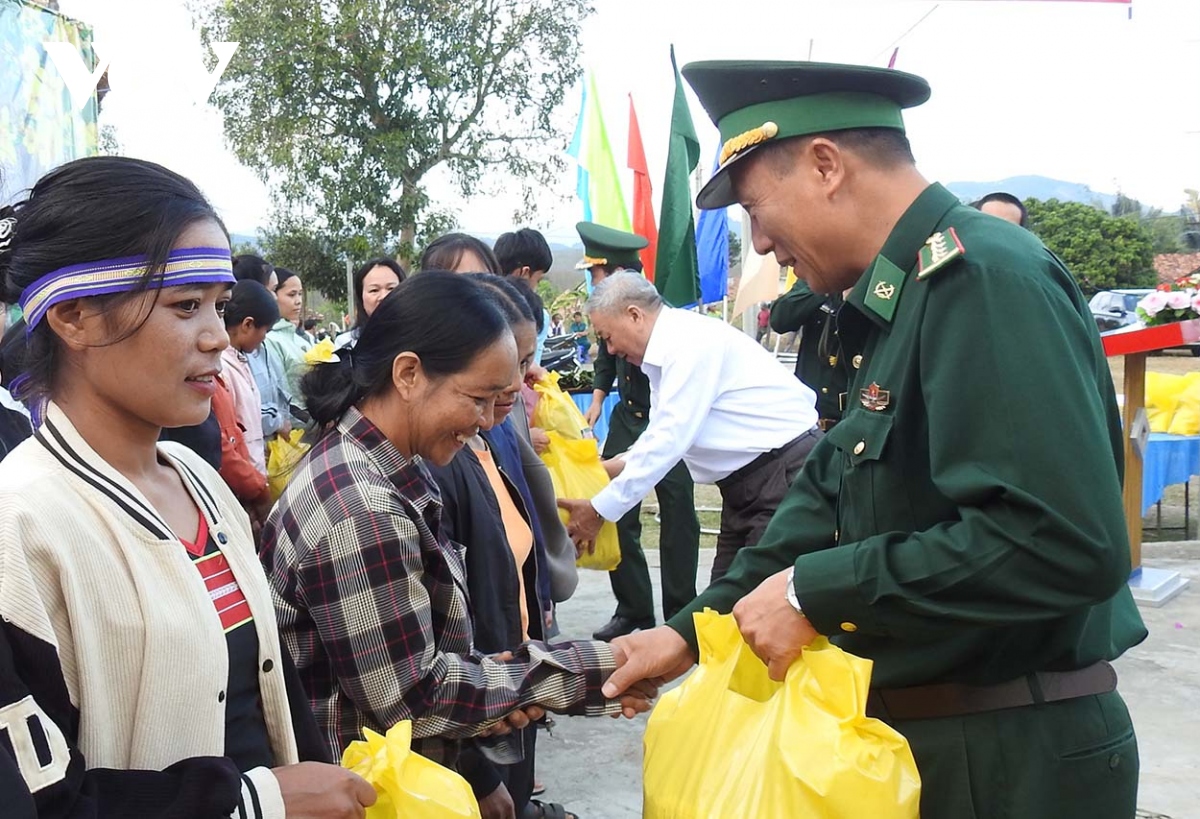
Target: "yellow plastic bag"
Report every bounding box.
[1169,372,1200,436]
[540,430,620,570]
[643,610,921,819]
[531,372,591,439]
[267,429,309,501]
[342,722,481,819]
[1145,371,1200,435]
[1145,372,1180,433]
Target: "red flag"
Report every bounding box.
[628,95,659,283]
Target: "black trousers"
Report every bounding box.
[711,429,821,582]
[602,405,701,623]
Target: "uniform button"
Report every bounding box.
[853,441,866,455]
[853,355,863,369]
[262,659,274,673]
[1108,753,1121,770]
[216,532,228,544]
[217,690,226,703]
[821,387,829,394]
[834,529,839,541]
[840,622,858,633]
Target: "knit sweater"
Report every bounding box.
[0,405,305,818]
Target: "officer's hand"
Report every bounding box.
[273,761,376,818]
[602,627,696,700]
[733,568,820,681]
[557,498,604,546]
[583,400,603,428]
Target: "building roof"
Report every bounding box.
[1153,253,1200,284]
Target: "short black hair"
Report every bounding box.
[494,228,553,276]
[233,254,274,286]
[419,233,501,274]
[758,127,916,176]
[225,280,279,328]
[972,192,1028,228]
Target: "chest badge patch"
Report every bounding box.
[917,228,965,281]
[860,382,891,412]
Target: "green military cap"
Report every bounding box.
[574,221,649,270]
[682,60,932,209]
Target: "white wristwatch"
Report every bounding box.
[784,567,803,614]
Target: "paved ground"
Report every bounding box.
[533,542,1200,818]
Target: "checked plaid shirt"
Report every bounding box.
[261,407,620,763]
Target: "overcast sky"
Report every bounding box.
[55,0,1200,243]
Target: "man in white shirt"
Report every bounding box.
[558,271,821,580]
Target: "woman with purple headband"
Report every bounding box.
[0,156,373,819]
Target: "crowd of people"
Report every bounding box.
[0,56,1146,819]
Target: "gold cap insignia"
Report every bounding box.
[719,121,780,167]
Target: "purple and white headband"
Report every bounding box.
[18,246,235,333]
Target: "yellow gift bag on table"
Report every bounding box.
[266,429,309,501]
[643,610,921,819]
[342,721,481,819]
[540,430,621,570]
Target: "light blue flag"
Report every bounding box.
[566,82,592,221]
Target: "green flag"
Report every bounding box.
[655,46,701,307]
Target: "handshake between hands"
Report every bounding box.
[480,568,820,733]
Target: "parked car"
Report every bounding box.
[1091,288,1200,356]
[1089,289,1152,333]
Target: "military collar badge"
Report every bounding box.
[916,228,965,281]
[860,382,891,412]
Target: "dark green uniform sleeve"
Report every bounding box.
[769,279,828,333]
[792,261,1131,641]
[665,435,841,652]
[592,337,617,396]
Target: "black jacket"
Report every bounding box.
[0,614,328,818]
[427,439,545,801]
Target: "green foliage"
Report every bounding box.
[1110,193,1186,254]
[201,0,590,260]
[258,218,350,302]
[727,228,742,267]
[1025,198,1157,293]
[535,279,557,304]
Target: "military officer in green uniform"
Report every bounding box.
[770,277,848,428]
[576,222,702,641]
[602,61,1146,819]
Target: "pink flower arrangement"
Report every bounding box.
[1138,280,1200,326]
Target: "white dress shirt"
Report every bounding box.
[591,307,818,522]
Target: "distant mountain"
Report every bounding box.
[229,232,259,250]
[945,176,1117,211]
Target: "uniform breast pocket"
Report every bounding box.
[825,410,895,537]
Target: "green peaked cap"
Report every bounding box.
[681,60,932,209]
[574,221,649,270]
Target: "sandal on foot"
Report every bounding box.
[523,799,578,819]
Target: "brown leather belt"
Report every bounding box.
[866,661,1117,722]
[816,418,839,432]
